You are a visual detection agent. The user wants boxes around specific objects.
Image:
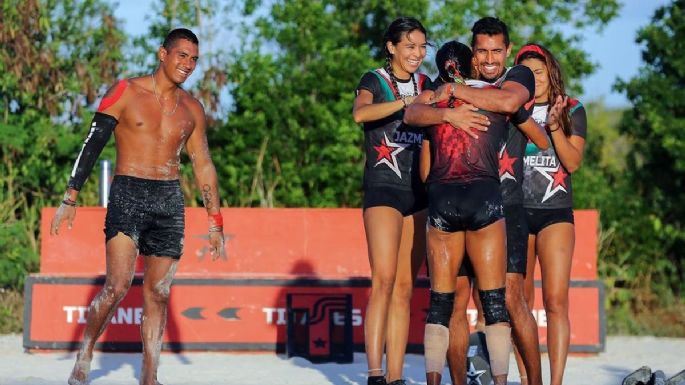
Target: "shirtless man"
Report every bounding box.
[50,28,225,385]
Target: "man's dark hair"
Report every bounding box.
[470,17,510,47]
[162,28,199,50]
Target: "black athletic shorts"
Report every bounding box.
[525,207,574,235]
[363,186,428,216]
[104,175,185,259]
[504,204,528,275]
[452,205,526,278]
[427,179,504,233]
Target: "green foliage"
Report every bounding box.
[219,0,618,207]
[218,1,397,207]
[571,1,685,334]
[612,0,685,303]
[428,0,620,93]
[0,0,125,289]
[574,100,685,334]
[0,289,23,334]
[0,192,39,290]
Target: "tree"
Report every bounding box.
[571,100,656,333]
[218,0,619,207]
[613,0,685,308]
[432,0,620,93]
[0,0,126,288]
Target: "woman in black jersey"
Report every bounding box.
[352,17,432,385]
[515,43,588,385]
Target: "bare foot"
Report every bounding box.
[67,360,91,385]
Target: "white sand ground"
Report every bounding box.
[0,334,683,385]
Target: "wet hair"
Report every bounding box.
[471,17,510,47]
[515,43,572,136]
[435,41,473,83]
[382,17,428,97]
[162,28,199,51]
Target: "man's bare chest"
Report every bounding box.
[119,96,195,140]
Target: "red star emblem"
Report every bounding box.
[372,132,405,178]
[552,168,567,189]
[374,139,393,162]
[499,151,518,177]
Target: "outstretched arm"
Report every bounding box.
[186,100,226,260]
[51,80,127,235]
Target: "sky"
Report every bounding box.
[568,0,668,107]
[114,0,668,108]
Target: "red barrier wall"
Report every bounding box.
[24,277,603,352]
[27,208,603,352]
[40,208,370,277]
[40,208,598,279]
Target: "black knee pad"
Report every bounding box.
[479,287,510,325]
[426,290,455,327]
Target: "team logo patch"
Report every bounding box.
[535,163,568,202]
[467,361,488,385]
[498,146,518,182]
[466,331,492,385]
[373,132,406,178]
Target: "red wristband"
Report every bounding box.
[208,212,223,229]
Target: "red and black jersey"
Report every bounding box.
[427,66,535,185]
[426,94,509,184]
[498,127,529,206]
[356,68,432,191]
[490,65,537,205]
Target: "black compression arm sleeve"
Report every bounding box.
[67,112,118,191]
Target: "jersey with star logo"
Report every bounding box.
[486,66,537,206]
[425,95,509,184]
[498,126,528,205]
[426,66,534,186]
[522,99,587,208]
[356,69,432,191]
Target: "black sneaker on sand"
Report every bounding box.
[666,369,685,385]
[623,366,653,385]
